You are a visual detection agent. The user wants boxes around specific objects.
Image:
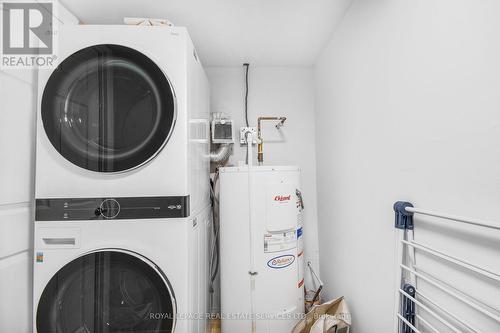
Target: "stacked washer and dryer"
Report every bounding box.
[33,25,211,333]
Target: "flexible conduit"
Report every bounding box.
[210,144,231,163]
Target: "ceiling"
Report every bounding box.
[60,0,352,67]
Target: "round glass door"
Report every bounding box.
[37,251,176,333]
[42,44,176,172]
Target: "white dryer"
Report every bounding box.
[33,206,212,333]
[33,24,212,333]
[35,25,210,218]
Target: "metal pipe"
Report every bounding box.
[399,289,462,333]
[397,313,421,333]
[307,261,324,306]
[257,116,286,165]
[307,261,324,287]
[402,240,500,283]
[415,315,440,333]
[209,144,231,163]
[245,131,257,333]
[401,264,500,323]
[394,229,406,333]
[405,206,500,231]
[416,291,479,333]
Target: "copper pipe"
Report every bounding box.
[257,116,286,165]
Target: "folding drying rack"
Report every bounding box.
[393,201,500,333]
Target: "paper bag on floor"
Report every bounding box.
[291,297,351,333]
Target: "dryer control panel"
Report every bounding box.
[35,196,190,221]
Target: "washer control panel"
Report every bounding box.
[97,199,121,219]
[35,196,190,221]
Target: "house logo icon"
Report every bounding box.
[1,1,57,68]
[2,2,53,54]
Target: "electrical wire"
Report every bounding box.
[209,171,220,314]
[243,63,250,127]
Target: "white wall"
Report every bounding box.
[206,66,321,288]
[0,4,78,332]
[314,0,500,332]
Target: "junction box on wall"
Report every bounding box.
[210,113,234,164]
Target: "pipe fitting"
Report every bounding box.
[257,116,287,165]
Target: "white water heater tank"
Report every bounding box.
[219,166,304,333]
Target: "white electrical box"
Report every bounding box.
[219,166,304,333]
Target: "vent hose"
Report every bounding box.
[210,144,231,163]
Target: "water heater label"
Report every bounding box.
[267,254,295,269]
[264,231,296,253]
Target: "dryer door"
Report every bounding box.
[36,250,176,333]
[41,44,176,173]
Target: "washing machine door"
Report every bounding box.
[41,44,176,173]
[36,250,176,333]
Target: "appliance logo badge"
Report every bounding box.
[274,195,291,202]
[267,254,295,269]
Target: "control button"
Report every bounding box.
[99,199,120,219]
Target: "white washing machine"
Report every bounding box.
[35,25,210,218]
[33,25,212,333]
[33,206,212,333]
